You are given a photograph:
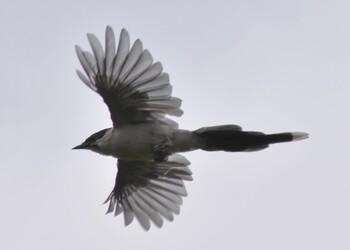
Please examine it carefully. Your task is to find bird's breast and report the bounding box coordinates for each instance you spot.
[98,124,173,161]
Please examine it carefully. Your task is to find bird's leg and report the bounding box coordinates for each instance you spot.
[153,136,172,162]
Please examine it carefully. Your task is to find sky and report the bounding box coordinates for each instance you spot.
[0,0,349,249]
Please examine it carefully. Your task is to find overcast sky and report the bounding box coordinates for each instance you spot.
[1,0,349,249]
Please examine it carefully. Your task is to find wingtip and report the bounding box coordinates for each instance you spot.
[134,38,143,48]
[291,132,309,141]
[120,28,129,38]
[75,44,82,53]
[106,25,113,31]
[86,33,98,42]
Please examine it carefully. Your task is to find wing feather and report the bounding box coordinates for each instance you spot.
[130,62,163,87]
[87,33,105,75]
[124,50,153,84]
[136,73,170,93]
[76,27,182,127]
[118,39,143,83]
[136,188,174,221]
[76,70,97,91]
[112,29,130,82]
[139,187,181,214]
[122,199,135,226]
[105,26,116,80]
[131,191,164,227]
[104,155,191,230]
[127,195,151,230]
[75,46,95,82]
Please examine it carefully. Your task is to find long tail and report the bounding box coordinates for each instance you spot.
[194,125,308,152]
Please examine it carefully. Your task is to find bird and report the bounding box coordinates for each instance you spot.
[73,26,308,231]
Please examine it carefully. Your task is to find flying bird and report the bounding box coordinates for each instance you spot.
[73,26,308,230]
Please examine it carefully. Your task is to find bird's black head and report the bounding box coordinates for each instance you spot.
[73,128,109,151]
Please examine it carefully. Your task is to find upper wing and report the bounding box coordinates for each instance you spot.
[75,26,183,127]
[104,154,192,230]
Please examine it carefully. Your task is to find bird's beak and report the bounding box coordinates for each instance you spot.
[72,142,90,150]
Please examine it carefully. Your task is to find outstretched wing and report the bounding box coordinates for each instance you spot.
[104,154,192,230]
[76,26,183,127]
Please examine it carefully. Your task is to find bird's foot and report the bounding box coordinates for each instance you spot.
[153,144,170,162]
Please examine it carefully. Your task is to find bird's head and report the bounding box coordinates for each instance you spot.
[73,128,110,153]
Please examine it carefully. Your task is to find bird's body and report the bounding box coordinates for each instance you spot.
[95,123,199,160]
[73,26,308,230]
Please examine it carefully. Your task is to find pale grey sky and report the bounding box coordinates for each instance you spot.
[1,0,349,249]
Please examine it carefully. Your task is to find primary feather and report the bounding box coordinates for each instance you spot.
[76,26,182,127]
[103,155,192,230]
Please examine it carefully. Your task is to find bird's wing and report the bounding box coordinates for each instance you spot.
[104,154,192,230]
[76,26,183,128]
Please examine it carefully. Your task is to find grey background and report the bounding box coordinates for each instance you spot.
[1,0,349,249]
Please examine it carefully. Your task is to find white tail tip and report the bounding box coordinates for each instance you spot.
[291,132,309,141]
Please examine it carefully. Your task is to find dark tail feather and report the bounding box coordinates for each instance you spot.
[194,125,308,152]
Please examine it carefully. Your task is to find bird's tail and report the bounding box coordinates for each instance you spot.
[193,125,308,152]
